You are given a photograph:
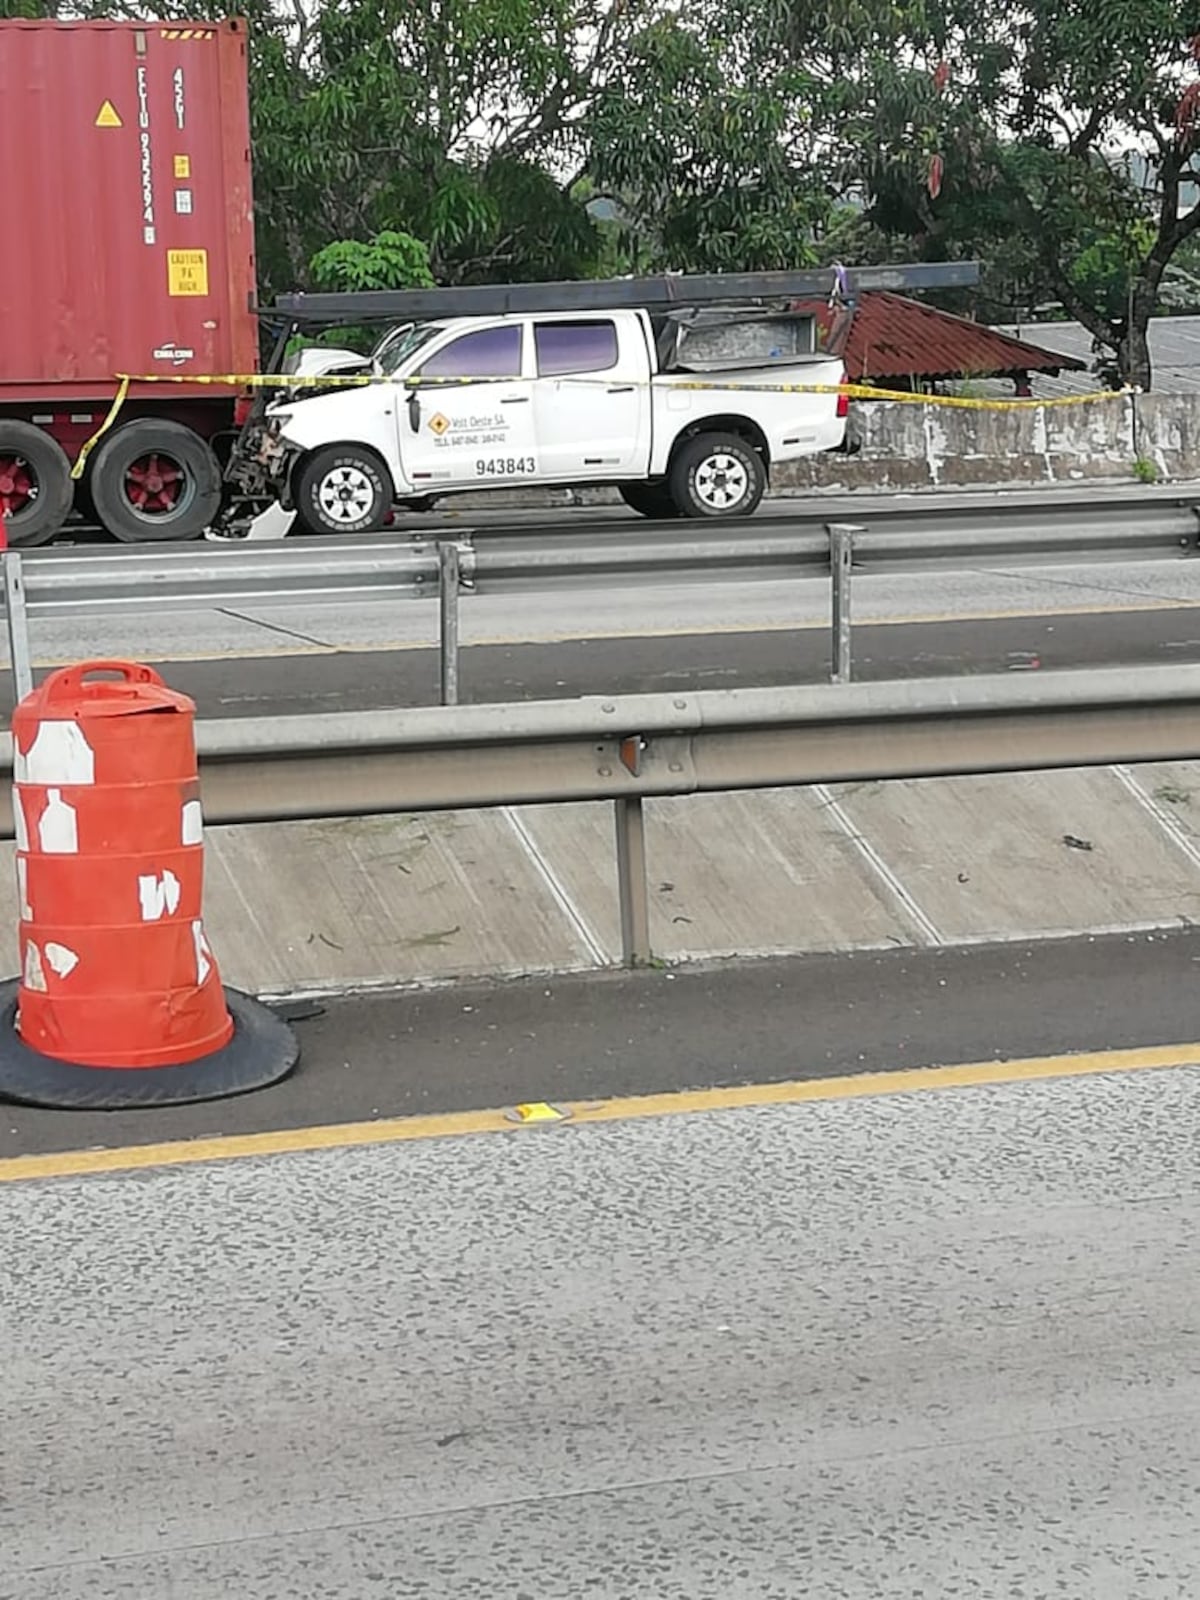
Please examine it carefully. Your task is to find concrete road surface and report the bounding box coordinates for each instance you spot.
[14,551,1200,689]
[5,1054,1200,1598]
[12,601,1200,719]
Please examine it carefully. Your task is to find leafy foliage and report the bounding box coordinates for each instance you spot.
[239,0,654,292]
[309,232,435,294]
[846,0,1200,384]
[585,0,877,271]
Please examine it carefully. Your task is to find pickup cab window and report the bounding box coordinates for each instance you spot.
[535,320,619,377]
[416,326,522,382]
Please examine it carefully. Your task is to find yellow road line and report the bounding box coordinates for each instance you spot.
[26,594,1196,670]
[3,1041,1198,1184]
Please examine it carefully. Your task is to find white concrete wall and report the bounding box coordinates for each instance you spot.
[774,393,1146,492]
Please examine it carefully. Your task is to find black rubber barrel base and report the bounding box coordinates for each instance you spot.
[0,983,300,1109]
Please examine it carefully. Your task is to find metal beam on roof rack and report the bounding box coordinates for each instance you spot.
[271,261,982,325]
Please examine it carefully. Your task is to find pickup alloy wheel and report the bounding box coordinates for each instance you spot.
[669,431,766,519]
[296,446,393,535]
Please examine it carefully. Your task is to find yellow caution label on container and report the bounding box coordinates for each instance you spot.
[174,154,191,179]
[95,100,122,128]
[167,248,209,297]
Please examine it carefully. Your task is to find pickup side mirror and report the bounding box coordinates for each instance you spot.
[407,387,422,434]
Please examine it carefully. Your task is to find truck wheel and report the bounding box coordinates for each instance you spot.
[90,420,222,543]
[618,482,680,519]
[0,421,74,546]
[295,446,393,535]
[668,432,766,519]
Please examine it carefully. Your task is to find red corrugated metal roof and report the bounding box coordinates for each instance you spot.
[793,292,1085,382]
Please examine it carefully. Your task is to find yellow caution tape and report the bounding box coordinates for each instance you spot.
[117,371,375,389]
[111,369,1130,411]
[70,375,131,481]
[71,367,1131,483]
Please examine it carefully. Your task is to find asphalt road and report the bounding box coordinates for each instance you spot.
[6,1006,1200,1597]
[5,926,1198,1158]
[10,602,1200,718]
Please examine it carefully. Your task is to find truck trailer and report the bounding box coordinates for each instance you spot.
[0,16,255,546]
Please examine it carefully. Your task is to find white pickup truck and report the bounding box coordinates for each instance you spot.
[255,306,848,533]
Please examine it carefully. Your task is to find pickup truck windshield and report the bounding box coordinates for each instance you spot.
[373,323,438,376]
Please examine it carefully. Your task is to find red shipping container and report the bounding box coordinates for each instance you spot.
[0,17,257,405]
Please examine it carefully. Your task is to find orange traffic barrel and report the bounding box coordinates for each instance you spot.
[0,660,298,1108]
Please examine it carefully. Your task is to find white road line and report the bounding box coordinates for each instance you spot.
[812,784,945,947]
[1111,765,1200,880]
[502,807,611,965]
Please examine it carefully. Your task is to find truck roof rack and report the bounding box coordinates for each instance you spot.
[271,261,981,325]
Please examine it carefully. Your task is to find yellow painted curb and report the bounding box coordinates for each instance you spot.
[3,1041,1198,1184]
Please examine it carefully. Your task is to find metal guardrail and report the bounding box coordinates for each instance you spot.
[3,487,1199,706]
[1,663,1197,964]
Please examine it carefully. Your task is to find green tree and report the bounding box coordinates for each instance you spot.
[247,0,665,292]
[847,0,1200,388]
[309,231,435,294]
[585,0,873,271]
[300,230,435,351]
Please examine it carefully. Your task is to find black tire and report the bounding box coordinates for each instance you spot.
[618,481,680,519]
[0,420,74,546]
[90,419,222,543]
[295,445,393,535]
[668,430,767,519]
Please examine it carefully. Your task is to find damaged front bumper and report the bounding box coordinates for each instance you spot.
[225,413,298,508]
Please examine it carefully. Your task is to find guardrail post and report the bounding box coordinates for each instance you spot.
[3,552,33,704]
[614,796,652,966]
[828,522,856,684]
[438,541,461,707]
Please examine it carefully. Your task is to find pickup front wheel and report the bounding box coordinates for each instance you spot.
[295,446,393,535]
[669,432,766,519]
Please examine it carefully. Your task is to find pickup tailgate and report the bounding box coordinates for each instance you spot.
[650,355,847,470]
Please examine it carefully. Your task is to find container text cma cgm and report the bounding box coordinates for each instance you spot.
[0,17,256,544]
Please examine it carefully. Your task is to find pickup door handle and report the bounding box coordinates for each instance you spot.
[501,395,530,404]
[607,385,635,393]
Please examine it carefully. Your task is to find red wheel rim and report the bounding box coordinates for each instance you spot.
[0,454,36,518]
[123,452,187,516]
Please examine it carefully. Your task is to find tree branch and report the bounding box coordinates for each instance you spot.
[1067,103,1106,158]
[1040,254,1119,345]
[1005,180,1117,344]
[1165,197,1200,253]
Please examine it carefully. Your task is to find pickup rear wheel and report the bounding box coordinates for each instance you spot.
[295,446,393,535]
[669,431,766,519]
[618,482,680,519]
